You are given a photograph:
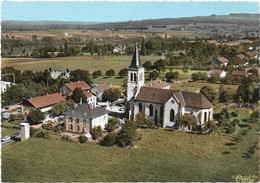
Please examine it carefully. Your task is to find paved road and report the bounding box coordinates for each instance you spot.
[1,138,15,148]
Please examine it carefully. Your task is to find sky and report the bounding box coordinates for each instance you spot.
[2,1,259,22]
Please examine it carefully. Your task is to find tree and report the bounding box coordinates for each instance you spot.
[178,114,196,129]
[100,132,116,146]
[27,109,44,124]
[90,126,103,140]
[165,71,179,82]
[143,61,152,72]
[106,69,115,77]
[64,40,68,55]
[71,87,87,104]
[116,120,137,147]
[92,70,102,78]
[153,59,166,73]
[51,99,74,116]
[200,85,217,103]
[219,87,235,103]
[70,69,91,84]
[140,38,146,55]
[79,135,88,143]
[236,78,254,103]
[118,68,128,77]
[208,74,220,83]
[103,88,121,102]
[135,112,155,128]
[2,84,29,105]
[149,71,159,80]
[105,118,120,132]
[182,65,188,73]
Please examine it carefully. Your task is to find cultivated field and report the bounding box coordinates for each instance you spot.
[2,55,161,73]
[2,121,258,182]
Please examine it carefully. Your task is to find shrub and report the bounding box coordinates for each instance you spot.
[105,118,120,132]
[116,120,137,147]
[100,132,116,146]
[42,121,53,130]
[90,126,103,140]
[79,135,88,143]
[231,111,238,117]
[27,109,44,124]
[36,130,49,138]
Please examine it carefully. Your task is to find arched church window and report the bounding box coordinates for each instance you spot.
[170,109,175,122]
[134,73,136,82]
[204,112,207,123]
[149,104,153,116]
[130,73,133,81]
[139,103,142,113]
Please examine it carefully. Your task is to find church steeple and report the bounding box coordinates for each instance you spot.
[127,43,145,102]
[128,43,143,70]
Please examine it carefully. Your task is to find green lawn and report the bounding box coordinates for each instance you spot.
[2,55,161,73]
[2,124,258,182]
[92,76,125,85]
[1,121,20,136]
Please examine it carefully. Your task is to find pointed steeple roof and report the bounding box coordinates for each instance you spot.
[128,43,143,70]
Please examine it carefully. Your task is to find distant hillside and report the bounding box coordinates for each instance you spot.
[2,13,259,31]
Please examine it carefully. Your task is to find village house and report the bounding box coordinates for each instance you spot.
[232,70,248,77]
[83,91,97,106]
[50,69,70,79]
[127,44,213,129]
[91,83,112,101]
[212,56,229,66]
[60,81,91,97]
[1,81,14,93]
[209,69,226,78]
[23,93,66,118]
[145,78,170,89]
[64,103,108,133]
[236,54,246,60]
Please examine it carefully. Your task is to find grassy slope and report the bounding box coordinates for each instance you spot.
[2,124,258,182]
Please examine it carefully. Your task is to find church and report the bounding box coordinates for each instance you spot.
[127,44,213,128]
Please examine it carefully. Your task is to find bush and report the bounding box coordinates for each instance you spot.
[27,109,44,124]
[42,121,53,130]
[231,111,238,117]
[100,132,116,146]
[105,118,120,132]
[90,126,103,140]
[36,130,49,138]
[231,119,239,127]
[79,135,88,143]
[116,120,137,147]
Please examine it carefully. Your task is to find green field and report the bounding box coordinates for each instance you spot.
[2,55,161,73]
[2,124,258,182]
[1,121,20,136]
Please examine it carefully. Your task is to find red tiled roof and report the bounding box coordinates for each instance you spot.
[84,91,94,98]
[27,93,65,109]
[217,57,229,63]
[237,54,246,60]
[232,70,248,77]
[245,52,255,57]
[93,83,112,91]
[211,69,224,75]
[66,81,91,91]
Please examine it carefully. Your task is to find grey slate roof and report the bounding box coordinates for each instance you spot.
[64,104,108,119]
[128,43,143,70]
[136,87,213,109]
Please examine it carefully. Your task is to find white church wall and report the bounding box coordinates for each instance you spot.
[163,96,180,128]
[183,107,213,124]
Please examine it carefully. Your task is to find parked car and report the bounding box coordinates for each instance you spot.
[1,135,11,142]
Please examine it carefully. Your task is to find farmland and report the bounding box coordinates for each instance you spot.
[2,55,161,73]
[2,121,258,182]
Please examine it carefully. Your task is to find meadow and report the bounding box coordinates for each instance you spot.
[2,122,258,182]
[2,55,161,73]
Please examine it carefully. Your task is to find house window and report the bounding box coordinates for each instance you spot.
[69,117,73,122]
[149,104,153,116]
[204,112,207,123]
[139,103,142,113]
[83,119,86,123]
[69,124,73,130]
[76,118,79,123]
[170,109,175,122]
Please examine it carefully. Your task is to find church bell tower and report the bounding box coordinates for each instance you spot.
[127,43,145,101]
